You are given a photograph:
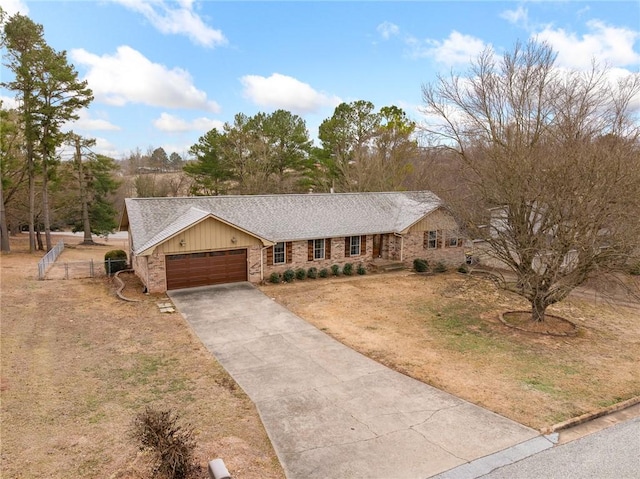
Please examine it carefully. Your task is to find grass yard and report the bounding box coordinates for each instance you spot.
[260,270,640,430]
[1,234,284,479]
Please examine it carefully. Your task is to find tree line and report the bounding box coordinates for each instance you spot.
[182,102,425,195]
[1,11,120,253]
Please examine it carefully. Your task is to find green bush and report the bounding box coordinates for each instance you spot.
[434,261,448,273]
[629,262,640,275]
[457,264,469,274]
[331,264,341,276]
[295,268,307,280]
[269,272,281,283]
[307,267,318,279]
[283,269,295,282]
[131,407,196,479]
[319,268,329,278]
[357,263,366,275]
[343,263,353,276]
[104,249,128,275]
[413,258,429,273]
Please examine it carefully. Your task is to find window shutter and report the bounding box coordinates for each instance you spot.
[458,237,463,248]
[423,232,428,249]
[267,246,274,266]
[308,240,314,261]
[345,237,350,257]
[326,238,331,260]
[437,230,443,249]
[361,235,366,255]
[286,242,293,262]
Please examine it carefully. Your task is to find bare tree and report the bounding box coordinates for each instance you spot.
[422,40,640,322]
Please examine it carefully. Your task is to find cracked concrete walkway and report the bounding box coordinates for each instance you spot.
[169,282,541,479]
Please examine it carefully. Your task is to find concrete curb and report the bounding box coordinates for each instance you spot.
[430,435,557,479]
[540,396,640,435]
[113,269,142,302]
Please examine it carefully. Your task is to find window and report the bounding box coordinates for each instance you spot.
[314,239,325,260]
[273,242,285,264]
[448,237,459,247]
[426,230,437,249]
[350,236,361,256]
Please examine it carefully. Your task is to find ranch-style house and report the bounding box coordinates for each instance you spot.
[120,191,466,293]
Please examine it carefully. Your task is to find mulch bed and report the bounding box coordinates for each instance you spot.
[499,311,578,336]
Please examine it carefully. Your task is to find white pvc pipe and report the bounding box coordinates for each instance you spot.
[208,458,231,479]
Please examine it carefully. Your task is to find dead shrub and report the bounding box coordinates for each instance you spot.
[131,406,197,479]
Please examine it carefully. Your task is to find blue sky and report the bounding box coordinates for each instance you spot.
[1,0,639,160]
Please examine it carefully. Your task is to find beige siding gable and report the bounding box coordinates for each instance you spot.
[157,217,262,255]
[406,208,458,233]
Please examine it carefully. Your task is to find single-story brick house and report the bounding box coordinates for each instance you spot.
[120,191,465,293]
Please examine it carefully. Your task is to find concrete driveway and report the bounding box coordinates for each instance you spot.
[169,282,548,479]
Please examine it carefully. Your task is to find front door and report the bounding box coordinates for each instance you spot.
[373,234,382,258]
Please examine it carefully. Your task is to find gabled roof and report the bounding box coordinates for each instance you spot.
[122,191,444,255]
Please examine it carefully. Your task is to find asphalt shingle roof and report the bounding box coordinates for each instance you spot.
[123,191,443,255]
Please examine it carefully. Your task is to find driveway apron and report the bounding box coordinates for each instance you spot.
[168,283,541,479]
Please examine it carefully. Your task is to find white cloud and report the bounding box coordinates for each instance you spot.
[153,112,223,132]
[536,20,640,69]
[240,73,342,113]
[0,0,28,17]
[500,6,528,28]
[110,0,226,48]
[72,110,121,131]
[377,21,400,40]
[407,30,488,66]
[0,95,19,109]
[93,137,122,158]
[70,46,220,112]
[577,6,591,17]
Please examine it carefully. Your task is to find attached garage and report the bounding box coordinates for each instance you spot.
[166,249,247,290]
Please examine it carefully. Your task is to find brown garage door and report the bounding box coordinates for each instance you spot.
[166,249,247,290]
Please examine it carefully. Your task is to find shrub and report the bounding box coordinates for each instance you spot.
[131,406,196,479]
[307,267,318,279]
[295,268,307,280]
[357,263,366,275]
[331,264,341,276]
[434,261,448,273]
[629,262,640,276]
[104,249,128,275]
[269,272,281,283]
[343,263,353,276]
[413,258,429,273]
[457,264,469,274]
[283,269,295,282]
[319,268,329,278]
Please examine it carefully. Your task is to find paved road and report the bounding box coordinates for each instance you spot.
[169,283,545,479]
[480,416,640,479]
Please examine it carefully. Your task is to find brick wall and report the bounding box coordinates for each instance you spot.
[399,231,465,267]
[132,254,149,290]
[145,252,167,293]
[248,245,263,283]
[137,232,467,291]
[259,236,374,279]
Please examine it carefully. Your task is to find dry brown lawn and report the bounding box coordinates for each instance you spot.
[260,270,640,430]
[1,234,284,479]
